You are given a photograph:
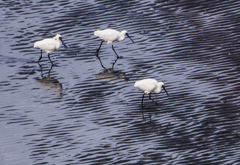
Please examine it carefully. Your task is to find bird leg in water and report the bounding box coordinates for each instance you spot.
[112,45,120,58]
[48,53,53,64]
[97,56,107,69]
[38,50,43,63]
[141,93,145,107]
[149,93,158,105]
[96,41,104,56]
[111,57,118,69]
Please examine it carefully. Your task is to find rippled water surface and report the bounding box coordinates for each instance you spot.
[1,0,240,164]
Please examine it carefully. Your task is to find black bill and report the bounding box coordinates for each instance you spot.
[162,85,170,97]
[60,37,68,49]
[126,33,135,44]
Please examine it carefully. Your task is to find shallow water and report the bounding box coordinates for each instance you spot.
[1,0,240,164]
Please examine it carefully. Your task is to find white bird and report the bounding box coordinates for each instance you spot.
[94,28,134,58]
[34,34,68,64]
[134,78,170,107]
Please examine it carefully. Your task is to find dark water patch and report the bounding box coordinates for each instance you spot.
[1,0,240,164]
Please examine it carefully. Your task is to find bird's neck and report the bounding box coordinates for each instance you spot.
[56,39,62,49]
[118,35,125,42]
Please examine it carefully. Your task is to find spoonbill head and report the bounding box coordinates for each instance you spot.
[94,28,134,58]
[134,78,169,106]
[34,34,68,64]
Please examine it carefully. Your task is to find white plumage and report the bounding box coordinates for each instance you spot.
[134,78,169,106]
[94,29,129,44]
[134,79,164,94]
[34,34,68,64]
[94,28,134,58]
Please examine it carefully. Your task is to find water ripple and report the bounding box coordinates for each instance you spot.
[0,0,240,164]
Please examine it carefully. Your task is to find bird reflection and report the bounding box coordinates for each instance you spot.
[35,65,63,97]
[140,109,162,135]
[95,56,128,81]
[141,106,157,122]
[141,111,153,122]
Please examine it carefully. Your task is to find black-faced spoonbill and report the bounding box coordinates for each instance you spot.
[134,79,170,107]
[94,29,134,58]
[34,34,68,64]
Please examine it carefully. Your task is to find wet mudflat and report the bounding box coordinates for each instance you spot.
[0,0,240,164]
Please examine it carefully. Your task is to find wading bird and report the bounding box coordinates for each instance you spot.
[34,34,68,64]
[94,29,134,58]
[134,79,170,107]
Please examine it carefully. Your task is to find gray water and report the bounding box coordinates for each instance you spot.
[1,0,240,164]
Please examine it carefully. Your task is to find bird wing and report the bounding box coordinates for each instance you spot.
[134,79,156,94]
[34,38,57,52]
[94,29,119,43]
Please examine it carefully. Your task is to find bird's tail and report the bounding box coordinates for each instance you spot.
[134,81,139,87]
[33,42,38,48]
[33,41,41,48]
[94,30,100,37]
